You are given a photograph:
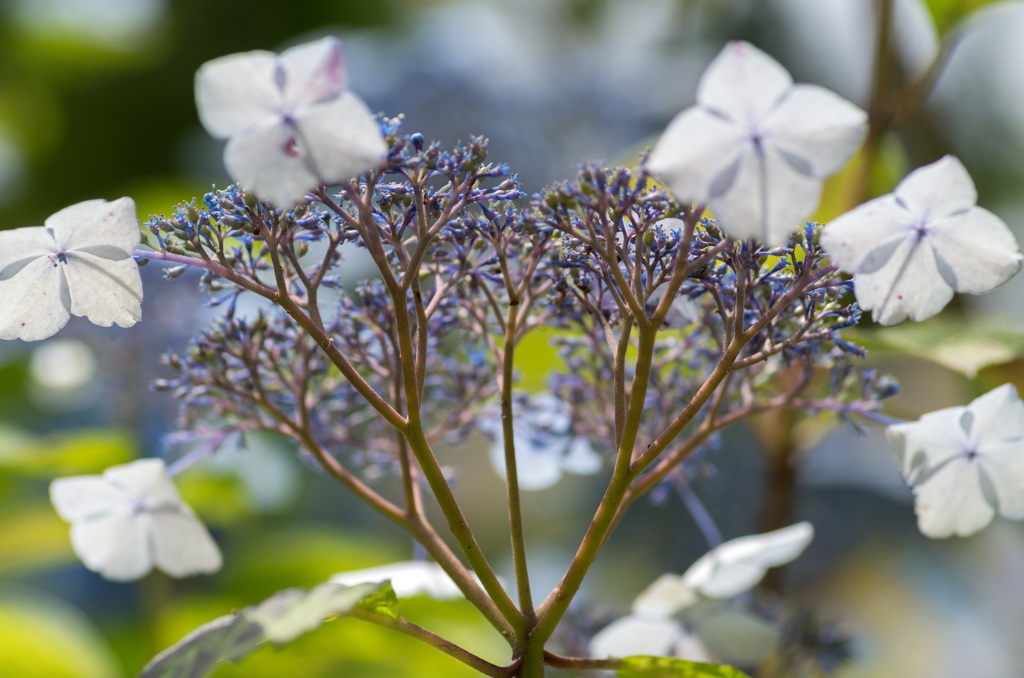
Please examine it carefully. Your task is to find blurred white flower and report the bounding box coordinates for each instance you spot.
[29,337,98,391]
[590,523,813,663]
[195,36,387,208]
[590,615,710,662]
[648,41,866,245]
[678,521,815,599]
[887,384,1024,538]
[330,561,463,600]
[50,458,222,581]
[0,197,142,342]
[479,393,602,491]
[823,156,1022,325]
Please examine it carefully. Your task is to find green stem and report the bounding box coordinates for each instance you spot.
[349,609,512,678]
[501,298,535,619]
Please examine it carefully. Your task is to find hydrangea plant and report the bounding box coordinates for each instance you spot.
[3,23,1023,678]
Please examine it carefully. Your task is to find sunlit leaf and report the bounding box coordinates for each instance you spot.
[0,585,122,678]
[354,581,402,621]
[250,582,382,644]
[847,316,1024,378]
[140,581,384,678]
[511,327,578,393]
[922,0,1014,34]
[0,428,135,477]
[616,655,751,678]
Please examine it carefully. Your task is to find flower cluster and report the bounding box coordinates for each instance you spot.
[2,29,1023,678]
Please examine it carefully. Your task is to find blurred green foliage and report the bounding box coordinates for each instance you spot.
[0,0,398,227]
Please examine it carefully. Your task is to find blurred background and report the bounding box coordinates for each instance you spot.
[2,0,1024,676]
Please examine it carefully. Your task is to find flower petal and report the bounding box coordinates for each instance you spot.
[70,509,152,581]
[632,574,699,616]
[64,253,143,328]
[968,383,1024,447]
[926,208,1022,294]
[708,142,823,244]
[223,118,321,207]
[697,42,792,125]
[194,50,281,139]
[0,226,54,276]
[296,92,386,186]
[647,107,746,205]
[912,457,995,538]
[103,458,182,508]
[682,522,814,598]
[50,476,130,522]
[894,155,977,219]
[0,256,71,341]
[278,36,347,110]
[981,449,1024,519]
[822,195,914,272]
[849,235,954,325]
[887,407,968,485]
[589,615,685,659]
[489,432,563,491]
[762,84,868,177]
[148,512,223,578]
[45,197,139,256]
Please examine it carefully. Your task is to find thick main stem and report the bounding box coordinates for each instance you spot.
[501,299,536,620]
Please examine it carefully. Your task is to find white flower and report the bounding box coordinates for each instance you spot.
[479,393,602,491]
[50,458,222,581]
[590,615,710,663]
[648,41,867,245]
[0,197,142,342]
[822,156,1022,325]
[195,36,388,208]
[676,520,815,599]
[887,384,1024,538]
[330,561,464,600]
[590,523,813,662]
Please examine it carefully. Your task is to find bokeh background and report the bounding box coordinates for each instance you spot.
[3,0,1024,676]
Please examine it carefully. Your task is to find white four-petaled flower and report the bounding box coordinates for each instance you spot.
[648,41,867,245]
[0,197,142,342]
[887,384,1024,538]
[50,458,222,581]
[589,522,814,662]
[822,155,1022,325]
[195,36,388,208]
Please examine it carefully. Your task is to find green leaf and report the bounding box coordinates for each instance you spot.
[846,317,1024,378]
[0,428,135,477]
[139,581,385,678]
[922,0,1014,34]
[514,327,570,392]
[250,582,382,644]
[0,585,122,678]
[355,581,401,621]
[616,655,751,678]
